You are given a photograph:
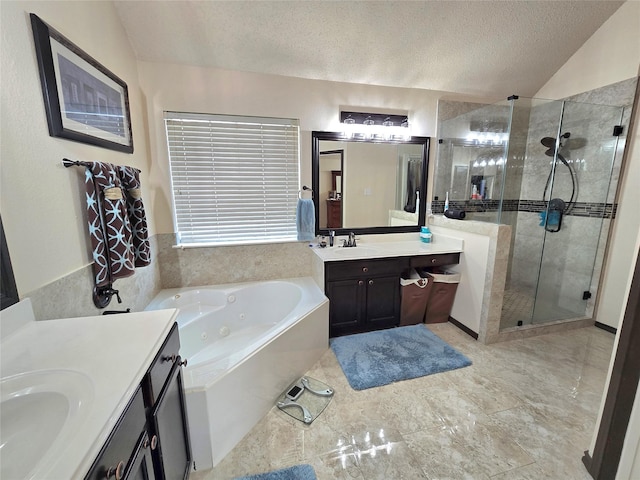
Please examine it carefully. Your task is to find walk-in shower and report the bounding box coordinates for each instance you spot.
[435,95,627,331]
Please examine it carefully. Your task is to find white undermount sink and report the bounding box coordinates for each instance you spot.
[332,247,380,257]
[0,369,94,479]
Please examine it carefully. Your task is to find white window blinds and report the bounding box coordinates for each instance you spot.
[164,112,300,246]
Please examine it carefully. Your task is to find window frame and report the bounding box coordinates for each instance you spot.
[164,112,301,247]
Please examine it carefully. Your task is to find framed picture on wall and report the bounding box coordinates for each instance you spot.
[30,14,133,153]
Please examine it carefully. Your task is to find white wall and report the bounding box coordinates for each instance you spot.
[536,1,639,101]
[0,1,152,295]
[136,61,484,234]
[429,226,489,334]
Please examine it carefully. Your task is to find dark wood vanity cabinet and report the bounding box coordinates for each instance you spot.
[143,323,192,480]
[326,258,410,337]
[326,199,342,228]
[85,387,152,480]
[325,253,461,337]
[85,323,191,480]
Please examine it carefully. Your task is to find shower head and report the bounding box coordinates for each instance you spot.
[541,132,571,157]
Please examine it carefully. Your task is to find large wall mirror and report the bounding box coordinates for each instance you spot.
[312,131,429,236]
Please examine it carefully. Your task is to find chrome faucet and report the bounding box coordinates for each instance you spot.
[343,232,357,247]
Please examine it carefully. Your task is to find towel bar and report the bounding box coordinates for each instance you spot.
[299,185,314,198]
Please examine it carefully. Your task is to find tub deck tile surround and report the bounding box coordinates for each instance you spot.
[195,323,613,480]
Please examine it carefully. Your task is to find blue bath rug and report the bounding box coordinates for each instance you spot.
[330,324,472,390]
[233,464,316,480]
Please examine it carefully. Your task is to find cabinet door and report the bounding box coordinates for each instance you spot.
[365,275,400,329]
[85,388,146,480]
[126,432,156,480]
[149,360,192,480]
[327,278,365,337]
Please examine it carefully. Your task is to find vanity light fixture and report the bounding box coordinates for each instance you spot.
[340,111,411,140]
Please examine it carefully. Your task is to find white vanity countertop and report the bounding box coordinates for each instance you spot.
[0,303,178,479]
[311,233,463,262]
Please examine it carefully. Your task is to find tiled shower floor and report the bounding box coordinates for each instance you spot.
[501,288,579,329]
[193,323,614,479]
[501,289,536,328]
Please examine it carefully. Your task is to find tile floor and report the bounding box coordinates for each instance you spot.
[193,323,614,480]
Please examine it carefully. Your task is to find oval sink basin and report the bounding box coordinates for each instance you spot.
[0,370,94,479]
[332,248,380,257]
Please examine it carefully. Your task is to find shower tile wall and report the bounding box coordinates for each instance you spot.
[437,77,637,329]
[434,100,511,222]
[509,78,637,323]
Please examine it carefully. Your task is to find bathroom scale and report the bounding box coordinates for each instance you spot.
[276,376,334,424]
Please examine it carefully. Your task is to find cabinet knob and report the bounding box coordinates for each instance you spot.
[358,280,364,286]
[143,435,158,451]
[362,266,368,273]
[369,280,374,285]
[106,461,125,480]
[431,258,437,264]
[162,354,177,363]
[178,357,188,367]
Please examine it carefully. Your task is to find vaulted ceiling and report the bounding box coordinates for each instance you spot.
[114,0,624,98]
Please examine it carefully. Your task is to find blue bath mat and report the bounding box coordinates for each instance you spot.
[233,464,316,480]
[330,325,472,390]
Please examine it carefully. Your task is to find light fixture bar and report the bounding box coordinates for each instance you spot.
[340,111,410,140]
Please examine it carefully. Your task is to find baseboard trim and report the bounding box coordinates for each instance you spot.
[595,321,617,335]
[448,317,479,340]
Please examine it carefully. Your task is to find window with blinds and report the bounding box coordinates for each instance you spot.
[164,112,300,246]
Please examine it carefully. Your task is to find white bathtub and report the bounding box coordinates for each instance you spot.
[145,277,329,470]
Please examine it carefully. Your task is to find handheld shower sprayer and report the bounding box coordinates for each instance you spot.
[539,132,577,232]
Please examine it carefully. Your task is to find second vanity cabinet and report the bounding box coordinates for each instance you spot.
[326,257,410,337]
[85,323,191,480]
[325,253,460,337]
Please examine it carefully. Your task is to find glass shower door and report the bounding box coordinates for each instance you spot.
[532,101,623,324]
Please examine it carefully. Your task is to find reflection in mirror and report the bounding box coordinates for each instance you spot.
[312,132,429,236]
[319,149,344,228]
[445,142,506,200]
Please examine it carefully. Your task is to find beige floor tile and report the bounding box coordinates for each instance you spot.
[201,324,614,480]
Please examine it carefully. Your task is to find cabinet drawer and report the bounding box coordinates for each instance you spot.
[410,252,460,269]
[85,387,146,480]
[326,257,409,281]
[145,322,180,407]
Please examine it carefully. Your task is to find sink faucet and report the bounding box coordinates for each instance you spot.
[343,232,357,247]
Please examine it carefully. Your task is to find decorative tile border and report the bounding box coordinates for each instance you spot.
[432,199,617,219]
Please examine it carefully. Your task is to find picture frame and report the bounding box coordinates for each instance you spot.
[30,13,133,153]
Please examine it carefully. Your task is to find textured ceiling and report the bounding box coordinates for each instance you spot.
[113,0,624,98]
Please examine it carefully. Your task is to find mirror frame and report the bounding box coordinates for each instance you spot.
[312,131,430,236]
